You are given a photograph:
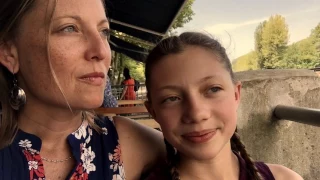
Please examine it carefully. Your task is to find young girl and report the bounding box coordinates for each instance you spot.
[144,32,303,180]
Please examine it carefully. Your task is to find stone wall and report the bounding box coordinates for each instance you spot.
[235,69,320,180]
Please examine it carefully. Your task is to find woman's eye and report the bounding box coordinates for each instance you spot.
[61,26,77,33]
[101,29,110,39]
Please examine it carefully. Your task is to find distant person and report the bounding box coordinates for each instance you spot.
[120,68,136,101]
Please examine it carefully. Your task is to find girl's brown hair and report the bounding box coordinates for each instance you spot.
[144,32,263,180]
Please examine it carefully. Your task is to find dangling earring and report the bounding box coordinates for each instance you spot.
[9,75,26,110]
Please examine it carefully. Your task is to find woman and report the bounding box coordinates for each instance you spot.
[120,67,136,101]
[143,32,303,180]
[0,0,164,179]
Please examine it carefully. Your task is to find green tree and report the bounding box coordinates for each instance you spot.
[254,21,266,68]
[256,15,289,69]
[282,23,320,69]
[170,0,195,30]
[310,23,320,54]
[283,38,319,68]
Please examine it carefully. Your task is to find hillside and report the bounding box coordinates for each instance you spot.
[232,37,318,72]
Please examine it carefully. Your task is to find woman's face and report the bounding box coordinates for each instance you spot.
[12,0,111,109]
[147,46,241,161]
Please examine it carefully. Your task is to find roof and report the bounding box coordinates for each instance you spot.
[106,0,187,61]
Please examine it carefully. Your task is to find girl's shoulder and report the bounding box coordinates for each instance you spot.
[266,163,304,180]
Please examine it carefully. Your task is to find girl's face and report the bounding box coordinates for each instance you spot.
[1,0,111,110]
[147,46,241,160]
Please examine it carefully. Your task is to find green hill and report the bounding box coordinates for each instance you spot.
[232,51,258,72]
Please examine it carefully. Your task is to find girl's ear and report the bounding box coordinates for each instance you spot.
[144,101,157,120]
[234,81,241,105]
[0,41,19,73]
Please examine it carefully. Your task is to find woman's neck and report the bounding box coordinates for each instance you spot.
[177,142,240,180]
[17,101,83,150]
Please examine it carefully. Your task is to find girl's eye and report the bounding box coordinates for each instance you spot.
[61,26,77,33]
[208,87,222,93]
[162,96,180,104]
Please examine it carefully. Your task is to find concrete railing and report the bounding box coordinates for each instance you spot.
[235,69,320,180]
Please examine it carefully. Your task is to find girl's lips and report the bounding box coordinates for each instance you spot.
[182,129,217,144]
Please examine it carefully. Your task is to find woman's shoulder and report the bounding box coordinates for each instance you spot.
[111,116,166,179]
[266,163,304,180]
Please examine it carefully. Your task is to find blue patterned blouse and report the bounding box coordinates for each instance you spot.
[103,77,118,108]
[0,117,125,180]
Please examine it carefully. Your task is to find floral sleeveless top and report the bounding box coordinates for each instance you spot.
[0,117,125,180]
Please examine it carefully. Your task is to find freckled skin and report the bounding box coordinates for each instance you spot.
[15,0,111,110]
[8,0,111,179]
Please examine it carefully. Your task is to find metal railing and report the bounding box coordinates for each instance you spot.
[273,105,320,127]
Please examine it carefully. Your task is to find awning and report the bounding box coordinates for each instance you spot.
[109,35,148,62]
[106,0,187,61]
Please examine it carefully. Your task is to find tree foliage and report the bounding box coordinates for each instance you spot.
[283,38,319,68]
[170,0,195,30]
[232,51,259,72]
[310,23,320,54]
[256,15,289,69]
[239,18,319,71]
[254,21,266,68]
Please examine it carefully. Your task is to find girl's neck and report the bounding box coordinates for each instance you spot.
[177,142,240,180]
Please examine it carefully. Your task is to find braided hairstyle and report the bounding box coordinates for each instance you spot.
[145,32,263,180]
[164,139,180,180]
[231,131,264,180]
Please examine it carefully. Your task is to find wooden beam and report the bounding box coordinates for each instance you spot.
[117,100,145,105]
[95,106,148,115]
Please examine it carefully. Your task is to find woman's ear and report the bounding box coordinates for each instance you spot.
[144,101,157,120]
[0,41,19,74]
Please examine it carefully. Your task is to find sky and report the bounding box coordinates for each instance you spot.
[177,0,320,60]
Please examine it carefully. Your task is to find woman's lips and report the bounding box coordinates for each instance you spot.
[182,129,217,143]
[79,72,105,86]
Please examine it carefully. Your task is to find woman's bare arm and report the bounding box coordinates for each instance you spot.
[113,116,166,180]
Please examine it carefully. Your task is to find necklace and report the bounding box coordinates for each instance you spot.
[41,156,73,163]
